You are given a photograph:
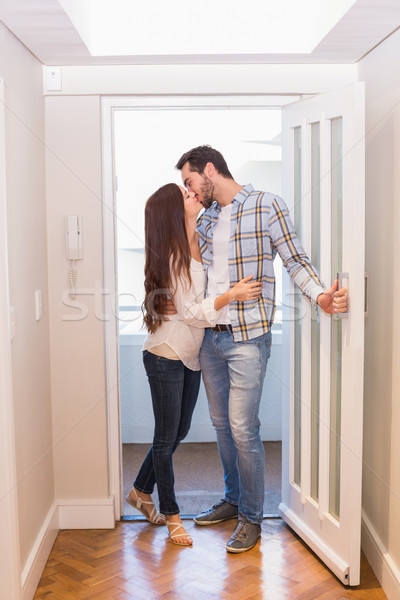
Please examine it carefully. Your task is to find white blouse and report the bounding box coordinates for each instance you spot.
[143,258,221,370]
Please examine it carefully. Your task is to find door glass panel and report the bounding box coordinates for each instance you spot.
[293,125,302,486]
[310,122,321,501]
[329,117,343,519]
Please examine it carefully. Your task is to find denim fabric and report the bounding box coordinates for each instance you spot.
[134,350,201,516]
[200,329,272,524]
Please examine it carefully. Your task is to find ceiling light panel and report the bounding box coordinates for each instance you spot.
[59,0,357,56]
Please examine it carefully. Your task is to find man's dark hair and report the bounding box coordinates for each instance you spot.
[175,145,234,179]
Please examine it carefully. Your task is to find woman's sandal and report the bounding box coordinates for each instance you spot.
[166,520,193,546]
[125,488,165,525]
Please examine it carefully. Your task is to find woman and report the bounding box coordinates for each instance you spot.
[126,183,262,546]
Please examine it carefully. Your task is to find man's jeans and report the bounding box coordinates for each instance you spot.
[200,329,272,524]
[134,350,201,516]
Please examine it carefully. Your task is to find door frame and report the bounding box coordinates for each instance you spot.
[101,94,303,519]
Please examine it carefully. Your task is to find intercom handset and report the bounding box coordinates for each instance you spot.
[65,215,83,260]
[65,216,83,299]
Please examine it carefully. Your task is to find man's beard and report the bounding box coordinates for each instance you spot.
[200,176,214,209]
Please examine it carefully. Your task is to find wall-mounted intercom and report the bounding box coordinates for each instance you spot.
[65,215,83,260]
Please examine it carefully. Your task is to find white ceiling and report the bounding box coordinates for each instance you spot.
[0,0,399,66]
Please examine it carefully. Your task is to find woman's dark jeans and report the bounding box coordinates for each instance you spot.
[134,350,201,516]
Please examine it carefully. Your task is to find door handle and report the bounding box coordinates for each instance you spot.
[336,272,349,319]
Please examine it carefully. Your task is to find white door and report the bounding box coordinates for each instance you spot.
[280,83,365,586]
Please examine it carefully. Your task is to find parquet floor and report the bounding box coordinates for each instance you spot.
[34,519,387,600]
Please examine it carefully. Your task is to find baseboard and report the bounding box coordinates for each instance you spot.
[361,510,400,600]
[58,497,115,529]
[21,501,59,600]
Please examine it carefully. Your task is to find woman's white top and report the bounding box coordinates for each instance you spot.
[143,258,221,370]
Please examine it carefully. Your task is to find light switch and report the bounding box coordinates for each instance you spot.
[35,290,42,321]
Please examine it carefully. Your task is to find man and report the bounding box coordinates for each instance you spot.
[175,145,347,553]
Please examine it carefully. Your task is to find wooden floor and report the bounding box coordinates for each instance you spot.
[34,519,386,600]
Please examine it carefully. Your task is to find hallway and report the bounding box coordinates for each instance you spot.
[2,4,400,599]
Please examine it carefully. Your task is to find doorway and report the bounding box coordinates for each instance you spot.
[102,95,295,519]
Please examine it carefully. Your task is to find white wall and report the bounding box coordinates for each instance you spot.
[358,29,400,600]
[0,20,55,597]
[43,63,356,96]
[45,95,110,501]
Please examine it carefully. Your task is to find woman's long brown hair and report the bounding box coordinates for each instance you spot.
[142,183,191,333]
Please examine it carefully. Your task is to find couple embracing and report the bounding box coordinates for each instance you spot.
[126,145,347,552]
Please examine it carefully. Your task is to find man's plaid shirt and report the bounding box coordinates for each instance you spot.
[197,184,325,342]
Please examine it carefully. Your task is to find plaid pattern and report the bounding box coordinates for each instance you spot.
[197,184,325,342]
